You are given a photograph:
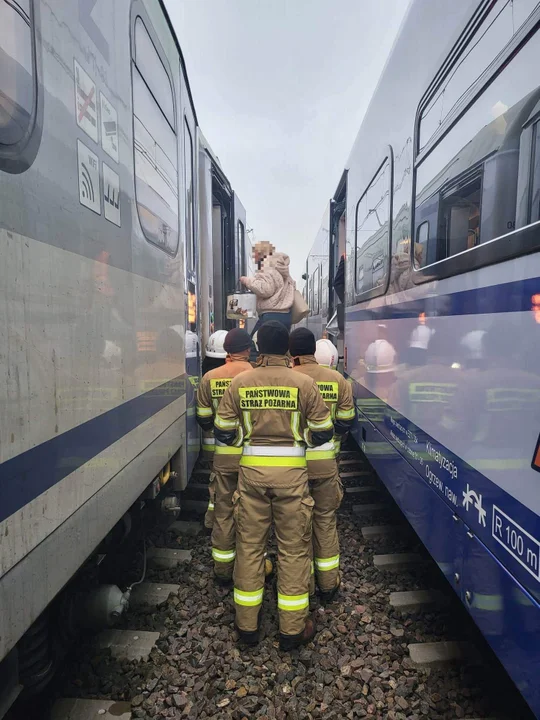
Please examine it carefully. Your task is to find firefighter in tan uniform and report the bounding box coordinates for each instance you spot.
[199,331,229,465]
[289,330,355,601]
[196,329,253,582]
[215,322,334,649]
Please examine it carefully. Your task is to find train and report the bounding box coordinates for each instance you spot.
[0,0,252,713]
[304,0,540,716]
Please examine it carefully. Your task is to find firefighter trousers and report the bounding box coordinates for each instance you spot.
[309,467,343,592]
[233,473,313,636]
[205,464,239,579]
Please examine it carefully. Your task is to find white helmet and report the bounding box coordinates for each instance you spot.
[364,339,396,373]
[315,338,339,369]
[206,330,228,359]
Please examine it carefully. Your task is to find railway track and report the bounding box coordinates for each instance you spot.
[13,447,534,720]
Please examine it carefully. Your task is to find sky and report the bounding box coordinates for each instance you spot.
[165,0,411,283]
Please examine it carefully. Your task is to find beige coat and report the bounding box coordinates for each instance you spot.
[243,252,295,314]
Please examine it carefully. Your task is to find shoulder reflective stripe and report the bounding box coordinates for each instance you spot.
[212,548,236,562]
[277,592,309,610]
[314,555,340,571]
[243,410,253,441]
[215,445,243,455]
[290,411,302,443]
[197,406,214,417]
[243,446,305,457]
[307,416,333,431]
[215,414,238,429]
[240,456,307,468]
[234,587,264,606]
[336,407,355,420]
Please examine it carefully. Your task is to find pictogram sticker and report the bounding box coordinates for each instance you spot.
[103,162,120,226]
[100,92,119,162]
[78,140,100,214]
[74,60,98,142]
[532,433,540,473]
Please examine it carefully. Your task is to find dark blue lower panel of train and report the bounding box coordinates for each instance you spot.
[350,379,540,718]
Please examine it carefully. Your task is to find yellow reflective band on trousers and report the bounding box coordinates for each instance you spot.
[314,555,340,571]
[202,443,215,453]
[212,548,236,563]
[277,592,309,611]
[306,444,336,461]
[234,587,264,607]
[240,455,307,468]
[214,445,243,455]
[207,501,215,511]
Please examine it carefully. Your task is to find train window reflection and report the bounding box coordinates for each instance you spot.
[132,17,179,254]
[418,0,539,152]
[530,121,540,223]
[355,158,391,297]
[414,23,540,269]
[237,220,246,278]
[0,0,35,147]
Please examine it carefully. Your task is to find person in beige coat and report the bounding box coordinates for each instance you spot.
[240,241,295,335]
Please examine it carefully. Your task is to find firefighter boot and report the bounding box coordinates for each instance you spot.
[279,616,316,651]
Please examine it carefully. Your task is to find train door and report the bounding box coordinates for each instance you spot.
[181,86,200,478]
[197,141,214,353]
[329,173,347,368]
[233,194,251,331]
[211,167,234,330]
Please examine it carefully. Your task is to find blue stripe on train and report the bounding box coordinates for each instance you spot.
[0,376,189,524]
[346,275,540,321]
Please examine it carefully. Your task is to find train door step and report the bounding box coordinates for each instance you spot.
[181,499,208,515]
[373,553,423,572]
[352,503,390,516]
[408,641,468,668]
[94,629,160,662]
[340,470,372,479]
[51,698,131,719]
[169,520,202,536]
[186,482,210,494]
[192,467,212,477]
[361,524,406,540]
[389,589,439,613]
[129,582,180,610]
[147,547,192,569]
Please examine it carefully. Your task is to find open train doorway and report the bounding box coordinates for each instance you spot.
[328,171,347,370]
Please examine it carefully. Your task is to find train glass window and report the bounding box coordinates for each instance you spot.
[237,220,246,277]
[184,120,195,272]
[355,158,391,297]
[132,18,178,254]
[418,0,539,153]
[529,121,540,223]
[0,0,35,147]
[414,15,540,271]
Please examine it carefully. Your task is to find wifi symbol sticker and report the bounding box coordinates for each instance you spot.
[77,140,101,214]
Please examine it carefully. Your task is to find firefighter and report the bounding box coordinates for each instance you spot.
[215,321,334,649]
[196,329,253,582]
[289,330,355,601]
[198,331,229,466]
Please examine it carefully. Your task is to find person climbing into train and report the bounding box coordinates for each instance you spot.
[214,321,334,649]
[196,329,258,584]
[198,331,228,466]
[289,329,355,602]
[240,241,295,334]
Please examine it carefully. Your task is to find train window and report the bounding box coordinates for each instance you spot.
[418,0,539,153]
[237,220,246,278]
[184,119,195,272]
[0,0,35,147]
[529,121,540,224]
[414,10,540,273]
[355,158,391,297]
[132,17,178,254]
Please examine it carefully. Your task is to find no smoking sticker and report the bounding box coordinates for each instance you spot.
[74,60,98,142]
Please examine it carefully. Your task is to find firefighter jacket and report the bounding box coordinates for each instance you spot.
[293,355,355,478]
[196,356,253,469]
[214,354,334,486]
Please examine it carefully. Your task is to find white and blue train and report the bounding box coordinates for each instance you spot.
[0,0,251,711]
[305,0,540,715]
